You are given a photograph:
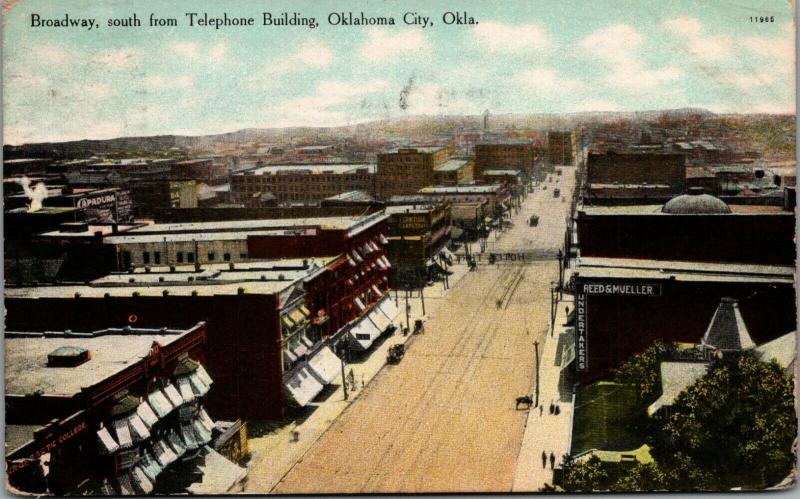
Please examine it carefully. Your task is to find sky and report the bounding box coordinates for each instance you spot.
[2,0,796,144]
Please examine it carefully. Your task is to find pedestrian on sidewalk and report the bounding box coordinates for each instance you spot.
[541,451,547,469]
[549,402,554,415]
[539,405,544,417]
[555,405,561,416]
[549,452,555,470]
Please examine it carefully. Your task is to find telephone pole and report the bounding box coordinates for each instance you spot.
[534,340,540,407]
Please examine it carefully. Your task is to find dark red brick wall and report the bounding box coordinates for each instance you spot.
[577,213,795,265]
[5,293,285,420]
[574,276,796,384]
[587,152,686,192]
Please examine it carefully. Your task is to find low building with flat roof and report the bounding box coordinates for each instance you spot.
[5,322,247,496]
[433,158,474,186]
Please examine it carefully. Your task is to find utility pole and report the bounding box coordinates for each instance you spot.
[420,283,426,315]
[341,355,349,401]
[550,282,557,336]
[405,288,411,332]
[534,340,540,407]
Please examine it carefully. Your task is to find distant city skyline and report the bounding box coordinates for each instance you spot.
[3,0,794,144]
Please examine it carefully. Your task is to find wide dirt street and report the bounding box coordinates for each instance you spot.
[272,169,574,493]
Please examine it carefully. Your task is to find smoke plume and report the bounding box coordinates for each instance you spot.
[15,176,49,212]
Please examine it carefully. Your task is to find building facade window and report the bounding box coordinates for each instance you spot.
[187,252,195,263]
[177,252,184,263]
[208,252,216,261]
[143,251,150,264]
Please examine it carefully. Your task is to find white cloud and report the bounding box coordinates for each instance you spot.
[30,44,74,65]
[93,48,142,69]
[359,28,428,61]
[473,21,549,53]
[143,75,194,90]
[268,40,335,75]
[83,83,114,99]
[271,78,391,126]
[722,70,778,89]
[294,41,334,66]
[171,41,199,59]
[517,68,584,93]
[741,23,793,76]
[663,16,733,61]
[209,41,228,63]
[581,24,682,90]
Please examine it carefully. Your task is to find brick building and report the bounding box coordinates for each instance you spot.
[547,130,574,166]
[433,158,474,186]
[376,146,452,199]
[385,203,452,288]
[585,151,687,204]
[5,323,248,495]
[474,139,537,178]
[231,164,375,205]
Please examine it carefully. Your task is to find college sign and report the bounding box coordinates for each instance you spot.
[575,281,662,372]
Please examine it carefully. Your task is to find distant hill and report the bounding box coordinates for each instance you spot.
[2,107,791,160]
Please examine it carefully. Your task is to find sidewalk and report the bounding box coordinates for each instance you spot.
[243,261,472,493]
[512,291,575,492]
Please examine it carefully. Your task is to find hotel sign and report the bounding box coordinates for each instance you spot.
[575,281,662,372]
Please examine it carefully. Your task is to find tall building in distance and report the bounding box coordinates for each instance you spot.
[547,130,575,166]
[376,146,452,199]
[474,138,538,178]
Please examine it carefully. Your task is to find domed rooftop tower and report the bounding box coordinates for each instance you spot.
[661,187,731,214]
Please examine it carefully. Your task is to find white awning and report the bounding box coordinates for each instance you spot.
[139,451,162,482]
[371,284,382,297]
[167,429,187,457]
[441,247,455,260]
[379,234,389,244]
[147,389,174,418]
[177,377,196,404]
[187,448,248,495]
[380,255,392,268]
[153,439,178,467]
[307,346,341,385]
[348,315,382,351]
[367,304,392,333]
[284,366,324,407]
[377,296,400,322]
[97,426,119,455]
[351,250,363,262]
[131,466,154,495]
[128,413,151,442]
[163,383,184,408]
[188,371,211,397]
[195,364,213,386]
[377,259,387,270]
[136,401,158,428]
[347,256,357,267]
[354,297,366,311]
[113,417,133,449]
[370,241,381,252]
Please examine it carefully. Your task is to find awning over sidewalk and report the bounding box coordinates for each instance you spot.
[307,346,340,385]
[186,448,248,494]
[377,296,400,322]
[284,366,325,407]
[348,314,382,351]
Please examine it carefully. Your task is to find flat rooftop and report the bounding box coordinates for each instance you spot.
[434,159,470,172]
[579,204,790,215]
[420,185,503,194]
[5,259,336,299]
[382,146,447,154]
[483,169,522,176]
[39,224,144,238]
[575,257,794,284]
[238,164,375,175]
[476,138,533,145]
[5,326,200,397]
[110,213,388,237]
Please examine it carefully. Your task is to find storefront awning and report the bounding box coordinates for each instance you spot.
[351,250,363,262]
[307,346,341,385]
[187,448,248,495]
[348,315,381,351]
[377,296,400,322]
[379,255,391,268]
[284,366,324,407]
[371,284,382,297]
[379,234,389,245]
[347,256,357,267]
[354,297,366,311]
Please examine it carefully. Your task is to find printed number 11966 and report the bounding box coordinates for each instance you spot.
[750,16,775,22]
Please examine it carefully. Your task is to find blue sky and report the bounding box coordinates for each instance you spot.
[3,0,795,144]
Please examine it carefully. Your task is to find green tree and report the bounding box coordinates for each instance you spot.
[656,353,797,490]
[613,340,676,409]
[561,456,611,492]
